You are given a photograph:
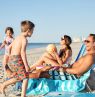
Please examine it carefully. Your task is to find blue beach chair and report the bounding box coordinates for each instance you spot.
[26,44,93,96]
[75,44,86,62]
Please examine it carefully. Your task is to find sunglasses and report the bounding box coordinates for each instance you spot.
[84,40,90,43]
[61,37,64,41]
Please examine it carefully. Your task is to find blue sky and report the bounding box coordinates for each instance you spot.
[0,0,95,43]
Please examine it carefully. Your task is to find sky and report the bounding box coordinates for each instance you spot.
[0,0,95,43]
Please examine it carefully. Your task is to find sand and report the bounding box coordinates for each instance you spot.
[0,42,87,97]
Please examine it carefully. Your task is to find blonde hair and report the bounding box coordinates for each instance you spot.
[46,44,57,52]
[21,20,35,32]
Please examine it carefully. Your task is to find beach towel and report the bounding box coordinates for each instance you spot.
[26,69,91,96]
[26,44,90,96]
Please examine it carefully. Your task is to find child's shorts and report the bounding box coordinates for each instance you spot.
[8,55,28,81]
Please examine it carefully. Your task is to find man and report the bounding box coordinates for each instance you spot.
[64,34,95,77]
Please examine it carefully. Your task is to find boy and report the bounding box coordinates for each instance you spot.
[0,20,35,97]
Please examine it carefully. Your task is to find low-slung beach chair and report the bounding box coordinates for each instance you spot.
[26,44,93,96]
[75,44,86,62]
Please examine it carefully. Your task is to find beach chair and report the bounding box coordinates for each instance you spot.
[26,44,93,96]
[75,44,86,62]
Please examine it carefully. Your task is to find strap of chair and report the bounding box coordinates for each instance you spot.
[49,70,78,80]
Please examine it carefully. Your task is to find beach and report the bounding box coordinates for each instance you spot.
[0,42,83,97]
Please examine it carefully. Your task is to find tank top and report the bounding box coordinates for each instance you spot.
[4,36,14,55]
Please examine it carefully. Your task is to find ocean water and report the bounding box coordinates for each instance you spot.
[0,43,59,55]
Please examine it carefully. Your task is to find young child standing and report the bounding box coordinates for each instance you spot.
[0,27,14,78]
[0,20,35,97]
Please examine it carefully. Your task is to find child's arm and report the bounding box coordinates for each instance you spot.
[21,38,30,72]
[0,41,6,50]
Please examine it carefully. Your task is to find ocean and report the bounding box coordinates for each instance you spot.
[0,43,59,55]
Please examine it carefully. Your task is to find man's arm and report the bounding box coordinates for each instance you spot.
[65,55,93,75]
[21,38,30,72]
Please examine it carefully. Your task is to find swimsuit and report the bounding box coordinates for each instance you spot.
[4,37,14,55]
[8,55,28,81]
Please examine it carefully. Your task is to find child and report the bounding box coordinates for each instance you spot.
[0,27,14,78]
[0,20,35,97]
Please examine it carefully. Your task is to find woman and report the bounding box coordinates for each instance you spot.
[59,35,72,65]
[30,35,72,71]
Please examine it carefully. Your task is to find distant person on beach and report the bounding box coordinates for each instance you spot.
[30,35,72,71]
[0,27,14,78]
[0,20,35,97]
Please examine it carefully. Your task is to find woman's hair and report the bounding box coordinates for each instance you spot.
[59,44,72,58]
[64,35,72,45]
[5,27,14,34]
[66,44,72,50]
[21,20,35,32]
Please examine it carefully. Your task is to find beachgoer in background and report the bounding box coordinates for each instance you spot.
[0,20,35,97]
[0,27,14,78]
